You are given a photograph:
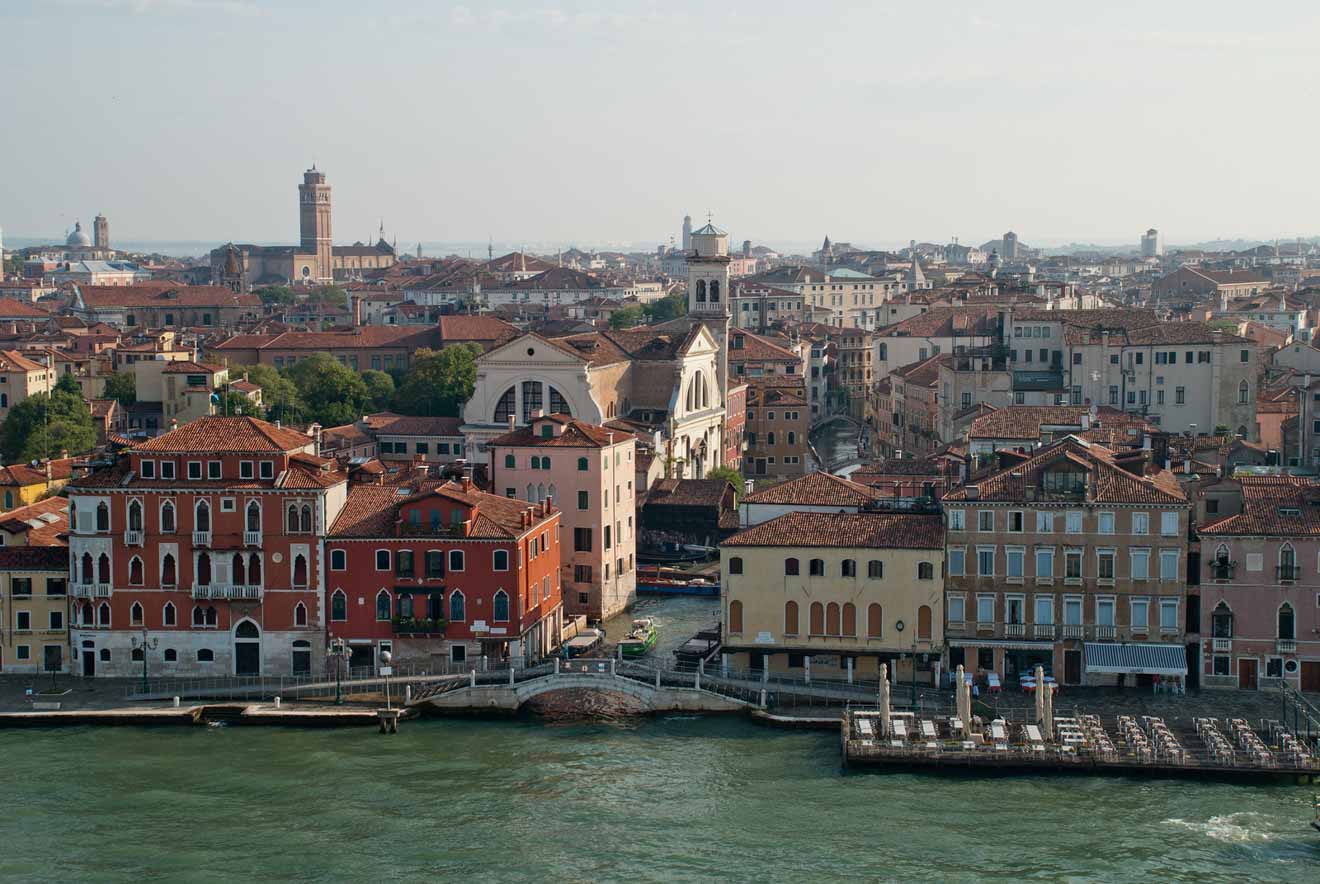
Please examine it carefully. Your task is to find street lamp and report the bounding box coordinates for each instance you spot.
[130,629,158,694]
[326,636,351,705]
[380,650,393,711]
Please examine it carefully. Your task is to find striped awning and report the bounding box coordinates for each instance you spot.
[1083,642,1187,676]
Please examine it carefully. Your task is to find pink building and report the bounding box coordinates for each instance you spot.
[1198,476,1320,693]
[488,414,637,620]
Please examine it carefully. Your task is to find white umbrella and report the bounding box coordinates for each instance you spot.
[878,662,891,738]
[1042,676,1054,743]
[956,663,972,737]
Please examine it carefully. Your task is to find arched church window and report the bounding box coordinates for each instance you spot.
[710,280,720,302]
[494,387,516,423]
[696,280,707,302]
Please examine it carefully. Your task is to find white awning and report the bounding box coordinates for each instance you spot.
[1084,642,1187,676]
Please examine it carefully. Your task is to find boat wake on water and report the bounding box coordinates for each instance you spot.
[1164,812,1276,843]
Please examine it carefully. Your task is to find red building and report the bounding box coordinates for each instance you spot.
[327,478,563,668]
[66,416,346,678]
[724,382,747,472]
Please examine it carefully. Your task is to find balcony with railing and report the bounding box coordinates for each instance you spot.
[232,585,263,600]
[244,531,262,547]
[1277,638,1297,654]
[1276,564,1300,582]
[1032,624,1056,640]
[93,583,111,597]
[193,530,211,547]
[1060,624,1084,640]
[1004,623,1026,639]
[192,584,215,600]
[1212,637,1232,652]
[1209,561,1236,581]
[1093,625,1117,641]
[72,584,93,599]
[124,529,144,547]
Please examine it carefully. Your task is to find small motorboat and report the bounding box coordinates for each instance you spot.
[561,627,605,659]
[618,618,658,658]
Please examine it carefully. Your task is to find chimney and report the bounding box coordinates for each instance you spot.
[508,415,516,433]
[533,408,544,420]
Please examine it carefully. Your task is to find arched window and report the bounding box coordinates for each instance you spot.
[493,549,509,571]
[709,279,720,302]
[696,279,707,302]
[768,431,776,446]
[494,387,516,423]
[195,500,210,532]
[728,599,743,633]
[784,557,799,576]
[547,484,557,503]
[129,556,144,586]
[294,602,307,627]
[287,504,299,532]
[808,558,825,577]
[96,502,109,532]
[331,590,347,621]
[1238,380,1250,405]
[868,560,883,579]
[867,604,883,638]
[526,484,535,501]
[785,600,799,634]
[549,387,571,417]
[685,382,694,412]
[164,649,177,662]
[449,590,466,622]
[162,602,176,626]
[493,590,510,622]
[293,554,307,587]
[249,553,261,585]
[246,501,261,532]
[1211,602,1232,638]
[132,648,143,663]
[98,553,110,584]
[161,554,176,587]
[841,559,856,577]
[537,483,546,503]
[1279,542,1296,575]
[205,606,217,626]
[505,454,516,468]
[197,552,211,586]
[128,500,143,531]
[376,590,391,621]
[130,602,143,626]
[917,605,932,640]
[192,605,204,627]
[826,602,841,636]
[809,602,824,635]
[728,557,743,575]
[788,431,796,445]
[842,603,857,636]
[81,603,93,627]
[232,553,245,586]
[81,552,93,584]
[197,649,214,662]
[917,561,934,580]
[300,505,312,533]
[160,501,175,533]
[577,457,588,471]
[698,374,707,409]
[97,602,111,627]
[1278,603,1295,640]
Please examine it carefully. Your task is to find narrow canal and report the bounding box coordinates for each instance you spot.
[809,417,864,472]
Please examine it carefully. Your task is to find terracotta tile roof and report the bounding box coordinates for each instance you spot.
[876,305,1000,338]
[969,405,1151,441]
[161,360,223,374]
[0,299,52,318]
[851,458,944,479]
[488,418,634,449]
[78,284,261,309]
[945,436,1186,505]
[365,414,464,437]
[0,546,69,569]
[891,354,946,387]
[330,479,554,539]
[133,416,314,453]
[647,478,734,508]
[729,330,802,364]
[436,315,520,344]
[1200,477,1320,536]
[0,349,46,372]
[742,471,879,507]
[723,511,944,549]
[0,496,69,546]
[212,327,436,351]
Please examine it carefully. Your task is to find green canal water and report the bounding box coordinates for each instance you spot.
[2,597,1318,882]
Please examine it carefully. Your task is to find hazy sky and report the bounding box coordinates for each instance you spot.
[5,0,1319,250]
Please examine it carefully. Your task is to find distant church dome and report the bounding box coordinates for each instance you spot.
[67,221,91,248]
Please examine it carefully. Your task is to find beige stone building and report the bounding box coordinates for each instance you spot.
[0,547,70,675]
[942,436,1190,687]
[0,349,54,423]
[720,511,945,684]
[743,378,809,479]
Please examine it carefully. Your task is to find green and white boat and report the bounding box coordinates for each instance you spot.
[618,618,658,658]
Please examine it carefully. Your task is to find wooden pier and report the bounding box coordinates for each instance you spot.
[842,708,1320,783]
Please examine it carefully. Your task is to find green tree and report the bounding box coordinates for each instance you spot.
[609,305,645,329]
[392,344,481,417]
[244,364,304,425]
[706,465,745,503]
[308,285,348,309]
[361,370,396,412]
[255,286,297,306]
[644,291,687,323]
[102,371,137,406]
[1,384,97,463]
[285,352,369,427]
[216,391,258,418]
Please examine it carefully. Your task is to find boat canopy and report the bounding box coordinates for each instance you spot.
[1083,642,1187,677]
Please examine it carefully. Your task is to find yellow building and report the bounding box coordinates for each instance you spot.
[0,349,54,423]
[720,510,945,684]
[0,547,70,674]
[0,459,74,513]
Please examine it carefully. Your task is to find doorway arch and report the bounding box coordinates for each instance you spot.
[234,619,261,676]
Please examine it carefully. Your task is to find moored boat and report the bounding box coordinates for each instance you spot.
[562,627,605,659]
[618,618,658,658]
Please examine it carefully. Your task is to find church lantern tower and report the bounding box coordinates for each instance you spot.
[298,166,333,283]
[687,218,733,410]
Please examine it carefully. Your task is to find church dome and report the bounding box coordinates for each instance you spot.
[67,221,91,248]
